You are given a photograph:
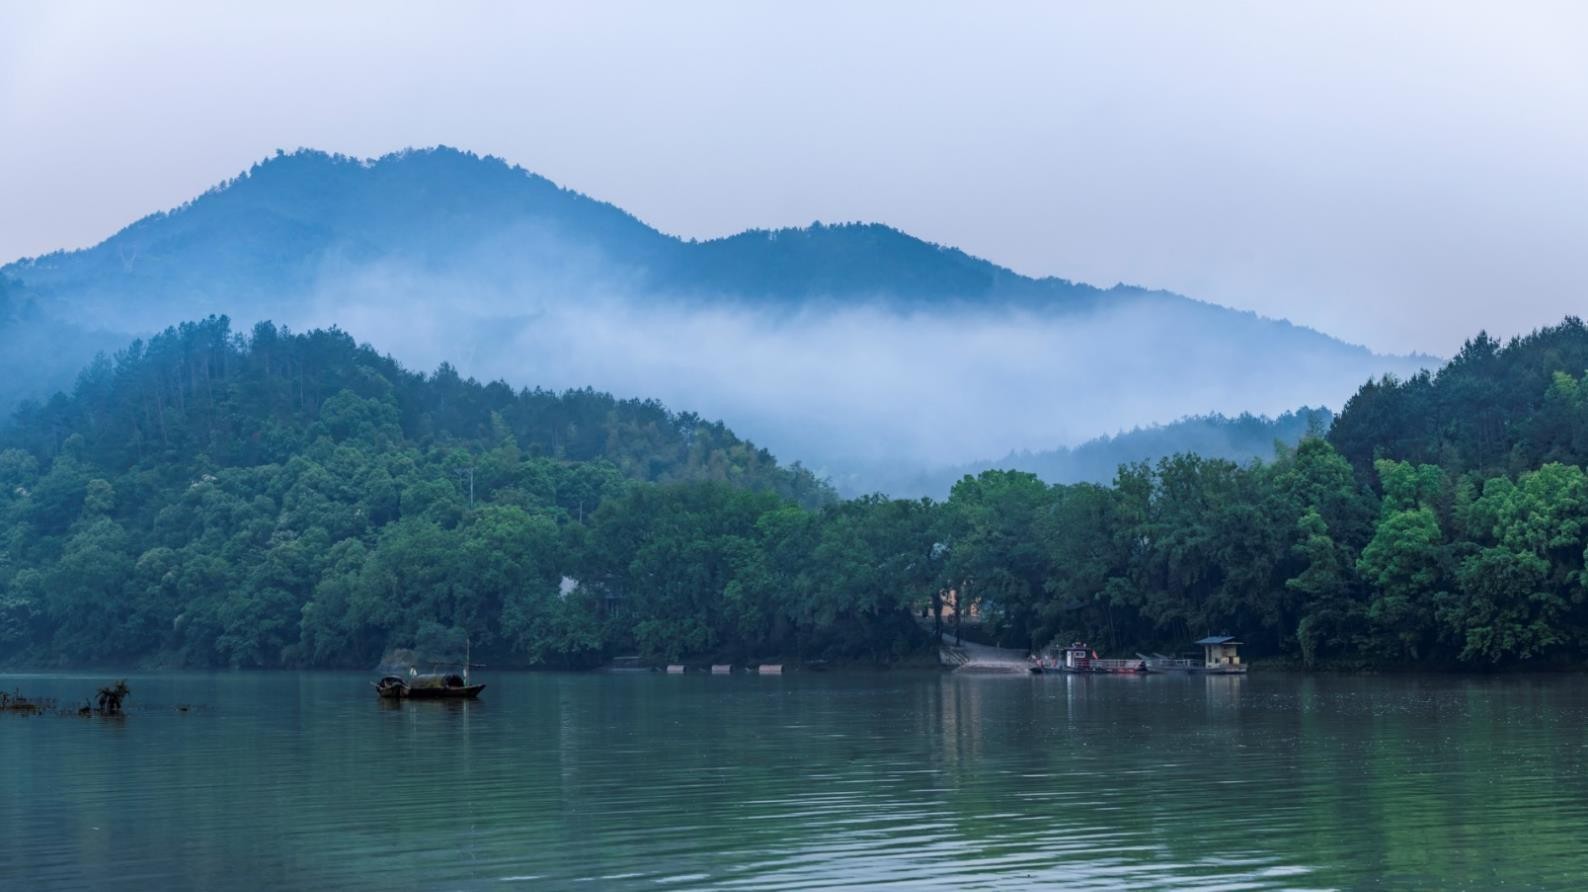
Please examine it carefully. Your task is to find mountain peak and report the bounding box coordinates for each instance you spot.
[0,146,1433,479]
[4,146,1374,331]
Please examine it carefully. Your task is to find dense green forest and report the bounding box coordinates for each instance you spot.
[0,318,831,668]
[7,316,1588,670]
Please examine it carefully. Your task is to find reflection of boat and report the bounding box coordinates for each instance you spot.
[373,672,485,700]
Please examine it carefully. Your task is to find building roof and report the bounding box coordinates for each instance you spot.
[1194,635,1242,646]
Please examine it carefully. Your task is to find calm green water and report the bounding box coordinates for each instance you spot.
[3,671,1587,890]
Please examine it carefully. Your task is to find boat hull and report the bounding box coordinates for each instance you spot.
[372,677,486,700]
[403,684,486,700]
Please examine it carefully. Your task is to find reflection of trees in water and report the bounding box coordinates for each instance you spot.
[10,673,1588,888]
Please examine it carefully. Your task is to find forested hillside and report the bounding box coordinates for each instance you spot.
[872,408,1332,497]
[1330,317,1588,476]
[7,318,1588,671]
[0,318,831,667]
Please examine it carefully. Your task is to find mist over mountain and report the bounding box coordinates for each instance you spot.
[865,407,1333,499]
[0,273,129,415]
[0,147,1433,486]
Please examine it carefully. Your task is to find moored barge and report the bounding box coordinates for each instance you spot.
[1139,636,1247,675]
[1031,636,1249,675]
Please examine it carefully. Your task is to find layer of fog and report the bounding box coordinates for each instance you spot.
[7,207,1436,493]
[291,261,1429,491]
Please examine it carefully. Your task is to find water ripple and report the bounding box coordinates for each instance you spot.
[4,671,1587,889]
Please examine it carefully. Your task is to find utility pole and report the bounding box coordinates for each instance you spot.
[929,541,948,644]
[955,581,967,647]
[457,466,476,508]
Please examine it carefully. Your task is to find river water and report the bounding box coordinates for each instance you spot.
[3,670,1586,890]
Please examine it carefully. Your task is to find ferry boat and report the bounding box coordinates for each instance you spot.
[1037,643,1146,674]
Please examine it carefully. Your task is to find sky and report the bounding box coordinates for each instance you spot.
[2,1,1585,357]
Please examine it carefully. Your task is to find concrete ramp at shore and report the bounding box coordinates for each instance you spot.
[939,636,1031,674]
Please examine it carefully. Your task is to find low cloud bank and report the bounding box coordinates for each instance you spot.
[289,261,1427,489]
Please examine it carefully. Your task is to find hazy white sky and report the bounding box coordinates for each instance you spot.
[2,1,1585,355]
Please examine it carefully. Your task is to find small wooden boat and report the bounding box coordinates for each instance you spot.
[375,635,485,700]
[406,673,486,699]
[0,690,49,713]
[373,672,485,700]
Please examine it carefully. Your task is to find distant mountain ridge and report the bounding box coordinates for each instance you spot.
[6,147,1409,341]
[8,147,1070,309]
[0,147,1434,484]
[854,407,1334,498]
